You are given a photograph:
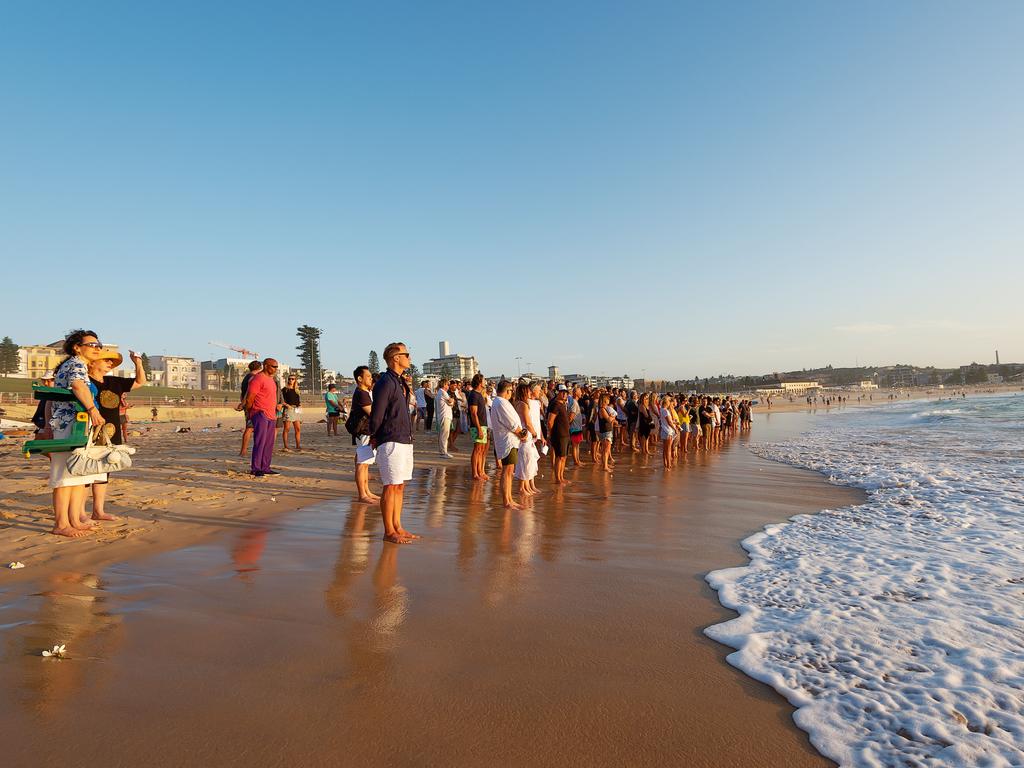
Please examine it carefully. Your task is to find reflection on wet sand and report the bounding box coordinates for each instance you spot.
[423,465,448,529]
[482,505,538,607]
[324,505,376,617]
[8,572,122,718]
[0,413,861,767]
[320,507,409,686]
[369,543,407,650]
[230,527,268,581]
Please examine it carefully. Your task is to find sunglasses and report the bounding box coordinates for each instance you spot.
[80,341,104,349]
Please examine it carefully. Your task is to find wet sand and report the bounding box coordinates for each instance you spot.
[0,411,863,767]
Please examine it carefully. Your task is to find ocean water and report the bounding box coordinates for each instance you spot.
[706,394,1024,768]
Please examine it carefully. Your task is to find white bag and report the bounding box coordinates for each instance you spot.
[66,428,137,476]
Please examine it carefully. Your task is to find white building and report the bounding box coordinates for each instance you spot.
[778,381,821,395]
[858,380,879,390]
[422,340,479,381]
[148,356,200,389]
[548,365,561,381]
[203,357,256,391]
[564,373,596,387]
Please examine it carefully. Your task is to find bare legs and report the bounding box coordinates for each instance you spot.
[89,482,117,522]
[51,486,91,538]
[471,439,488,481]
[355,459,380,503]
[281,420,302,451]
[570,439,583,467]
[553,454,569,484]
[501,461,520,509]
[239,425,253,456]
[380,483,416,543]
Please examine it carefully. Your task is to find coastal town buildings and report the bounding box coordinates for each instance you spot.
[422,340,479,380]
[148,356,200,389]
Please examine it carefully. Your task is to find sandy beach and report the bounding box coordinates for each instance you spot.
[2,409,864,767]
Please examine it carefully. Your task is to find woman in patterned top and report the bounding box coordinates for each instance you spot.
[43,329,109,538]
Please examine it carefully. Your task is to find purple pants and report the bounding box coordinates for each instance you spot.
[251,412,275,474]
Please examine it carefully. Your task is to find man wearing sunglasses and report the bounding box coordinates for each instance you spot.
[240,358,281,477]
[369,342,417,544]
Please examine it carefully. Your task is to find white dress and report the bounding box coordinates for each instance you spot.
[514,401,541,481]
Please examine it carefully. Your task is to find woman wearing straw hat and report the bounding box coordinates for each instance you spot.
[85,347,146,522]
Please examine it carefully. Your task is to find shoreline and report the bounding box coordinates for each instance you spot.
[1,409,862,766]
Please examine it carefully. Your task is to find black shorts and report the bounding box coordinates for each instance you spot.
[551,436,569,457]
[501,447,518,467]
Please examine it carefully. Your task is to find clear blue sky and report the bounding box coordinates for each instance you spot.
[2,1,1022,379]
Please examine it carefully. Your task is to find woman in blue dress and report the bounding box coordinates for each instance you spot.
[42,329,108,537]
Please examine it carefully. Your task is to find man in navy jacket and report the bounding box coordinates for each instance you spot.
[369,341,417,544]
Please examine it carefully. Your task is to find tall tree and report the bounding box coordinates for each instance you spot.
[0,336,19,376]
[140,353,152,377]
[296,325,323,393]
[408,362,421,387]
[368,350,380,376]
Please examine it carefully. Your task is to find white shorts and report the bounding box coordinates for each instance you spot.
[354,434,376,465]
[376,441,413,486]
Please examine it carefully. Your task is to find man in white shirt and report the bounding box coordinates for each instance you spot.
[489,380,528,509]
[414,383,427,432]
[434,378,454,458]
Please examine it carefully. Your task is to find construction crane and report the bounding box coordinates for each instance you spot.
[208,341,260,360]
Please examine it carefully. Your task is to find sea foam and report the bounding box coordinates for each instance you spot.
[706,395,1024,767]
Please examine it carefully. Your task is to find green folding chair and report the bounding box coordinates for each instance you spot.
[22,385,90,458]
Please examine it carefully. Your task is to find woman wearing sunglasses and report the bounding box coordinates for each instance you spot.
[42,329,109,537]
[281,374,303,451]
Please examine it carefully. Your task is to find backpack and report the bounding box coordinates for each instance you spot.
[345,410,369,437]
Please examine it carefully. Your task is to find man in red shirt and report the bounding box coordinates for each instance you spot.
[239,358,280,477]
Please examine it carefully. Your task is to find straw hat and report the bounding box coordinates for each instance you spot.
[97,349,124,367]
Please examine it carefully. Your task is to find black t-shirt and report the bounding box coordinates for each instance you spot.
[240,372,253,397]
[90,375,134,444]
[699,406,713,426]
[347,388,372,441]
[579,396,593,419]
[467,390,488,428]
[282,388,301,407]
[547,399,570,441]
[352,389,371,417]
